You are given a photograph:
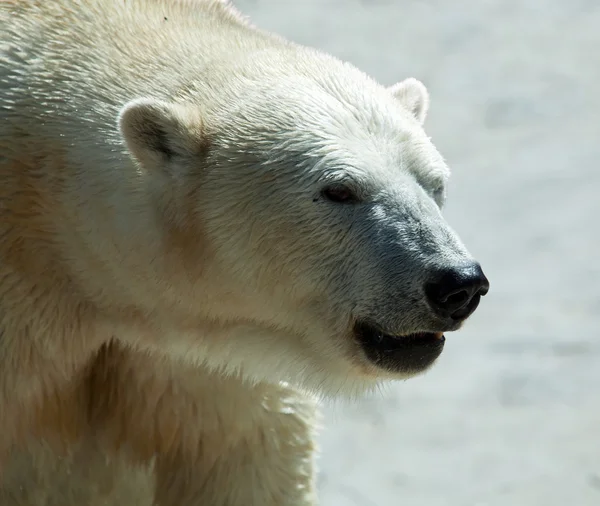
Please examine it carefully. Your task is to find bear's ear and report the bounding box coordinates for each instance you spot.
[388,78,430,125]
[118,98,207,171]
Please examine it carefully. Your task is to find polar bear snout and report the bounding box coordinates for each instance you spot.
[348,260,488,376]
[424,262,489,322]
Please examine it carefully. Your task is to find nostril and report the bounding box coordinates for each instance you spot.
[444,290,470,307]
[425,262,489,319]
[450,293,482,321]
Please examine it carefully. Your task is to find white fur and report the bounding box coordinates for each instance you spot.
[0,0,478,503]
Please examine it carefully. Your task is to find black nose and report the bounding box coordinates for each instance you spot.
[425,262,489,320]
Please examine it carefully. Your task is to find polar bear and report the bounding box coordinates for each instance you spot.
[0,0,489,504]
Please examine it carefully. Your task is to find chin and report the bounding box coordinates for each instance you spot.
[182,319,446,399]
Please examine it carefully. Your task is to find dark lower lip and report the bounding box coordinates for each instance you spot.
[354,321,445,374]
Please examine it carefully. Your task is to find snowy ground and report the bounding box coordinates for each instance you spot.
[236,1,600,505]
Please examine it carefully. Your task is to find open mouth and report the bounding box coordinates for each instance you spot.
[353,320,445,374]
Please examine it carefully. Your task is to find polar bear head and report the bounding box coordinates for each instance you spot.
[118,52,489,395]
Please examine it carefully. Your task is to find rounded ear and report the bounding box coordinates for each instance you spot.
[388,78,430,125]
[118,98,207,171]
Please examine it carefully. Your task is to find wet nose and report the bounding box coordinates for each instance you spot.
[425,262,489,320]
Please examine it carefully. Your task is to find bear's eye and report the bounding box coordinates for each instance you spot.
[321,185,359,204]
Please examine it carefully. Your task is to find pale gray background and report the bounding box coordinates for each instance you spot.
[235,1,600,505]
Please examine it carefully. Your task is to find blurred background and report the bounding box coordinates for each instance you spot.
[236,1,600,505]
